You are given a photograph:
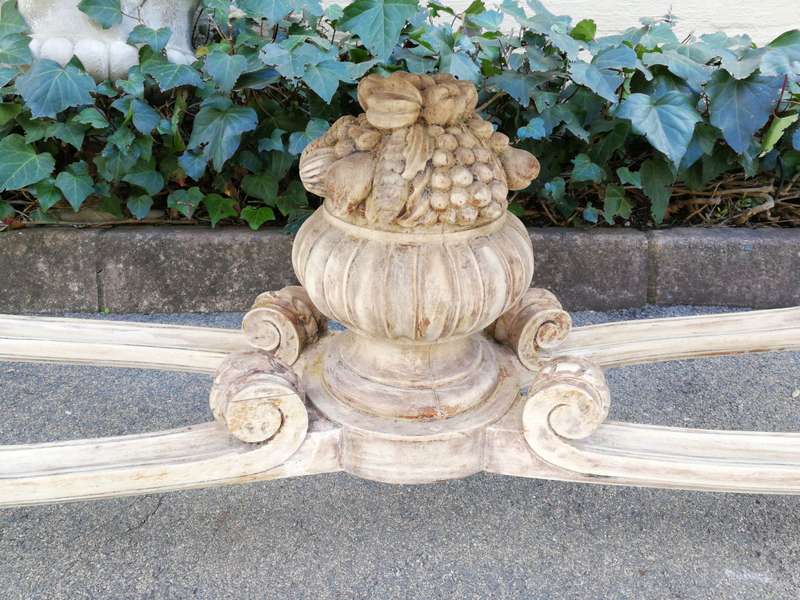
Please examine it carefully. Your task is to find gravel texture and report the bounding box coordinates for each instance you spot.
[1,306,800,599]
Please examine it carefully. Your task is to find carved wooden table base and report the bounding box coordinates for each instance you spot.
[3,73,800,506]
[2,302,800,507]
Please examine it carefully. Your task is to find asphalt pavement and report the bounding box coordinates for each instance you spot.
[1,306,799,599]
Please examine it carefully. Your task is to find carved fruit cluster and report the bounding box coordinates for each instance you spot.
[299,72,540,230]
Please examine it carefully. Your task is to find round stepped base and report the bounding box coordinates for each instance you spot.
[302,335,525,484]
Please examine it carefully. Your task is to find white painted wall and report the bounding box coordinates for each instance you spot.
[453,0,800,44]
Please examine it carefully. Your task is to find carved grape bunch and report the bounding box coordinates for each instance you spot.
[299,72,541,231]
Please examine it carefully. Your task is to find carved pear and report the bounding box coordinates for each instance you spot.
[325,152,375,213]
[500,147,541,190]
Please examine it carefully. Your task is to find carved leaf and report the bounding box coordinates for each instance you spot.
[299,144,337,197]
[402,124,434,180]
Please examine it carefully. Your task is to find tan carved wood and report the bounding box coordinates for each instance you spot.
[2,73,800,506]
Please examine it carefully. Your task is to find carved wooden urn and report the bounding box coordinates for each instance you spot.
[280,73,545,481]
[295,72,540,421]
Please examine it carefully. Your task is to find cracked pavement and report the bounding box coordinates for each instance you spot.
[1,306,800,599]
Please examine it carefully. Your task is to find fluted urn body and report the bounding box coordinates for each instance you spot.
[296,72,540,420]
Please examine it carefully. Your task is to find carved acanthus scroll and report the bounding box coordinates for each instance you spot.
[241,286,326,365]
[209,350,307,444]
[491,288,572,370]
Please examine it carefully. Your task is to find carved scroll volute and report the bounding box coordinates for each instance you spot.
[522,357,609,446]
[209,350,308,444]
[241,286,327,365]
[490,288,572,370]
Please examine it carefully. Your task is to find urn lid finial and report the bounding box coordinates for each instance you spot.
[299,72,540,231]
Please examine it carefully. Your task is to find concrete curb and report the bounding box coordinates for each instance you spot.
[1,226,798,313]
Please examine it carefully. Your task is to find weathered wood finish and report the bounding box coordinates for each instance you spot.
[545,306,800,367]
[0,315,248,373]
[2,307,800,505]
[3,73,800,506]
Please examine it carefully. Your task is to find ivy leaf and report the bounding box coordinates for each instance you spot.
[569,62,619,104]
[570,45,637,104]
[297,0,323,16]
[542,176,574,217]
[706,72,784,154]
[571,153,605,182]
[107,125,135,151]
[640,157,675,223]
[237,0,293,21]
[288,118,330,155]
[187,96,258,171]
[203,193,237,227]
[30,179,62,211]
[130,98,161,134]
[487,72,542,107]
[95,145,139,182]
[127,195,153,220]
[761,29,800,77]
[266,150,294,179]
[111,96,162,134]
[73,107,109,129]
[517,117,546,140]
[0,101,21,125]
[0,66,18,88]
[117,66,146,97]
[55,168,94,211]
[240,206,275,230]
[616,91,701,166]
[302,59,348,102]
[616,166,641,188]
[47,121,87,149]
[178,151,208,180]
[642,50,712,92]
[340,0,420,60]
[466,9,502,30]
[590,121,629,165]
[204,51,248,92]
[236,67,280,90]
[276,180,308,216]
[760,113,799,155]
[679,123,718,170]
[122,169,165,195]
[582,204,599,223]
[16,59,96,118]
[0,0,28,38]
[602,184,631,223]
[77,0,122,29]
[0,33,33,65]
[260,40,326,79]
[142,59,203,92]
[0,134,55,191]
[127,25,172,52]
[570,19,596,42]
[0,200,13,220]
[258,128,286,153]
[242,173,278,204]
[167,187,204,218]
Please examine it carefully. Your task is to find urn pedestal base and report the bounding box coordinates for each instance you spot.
[321,331,500,420]
[303,333,525,484]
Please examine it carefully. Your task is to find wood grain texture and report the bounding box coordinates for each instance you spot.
[0,420,340,507]
[543,307,800,367]
[0,315,250,373]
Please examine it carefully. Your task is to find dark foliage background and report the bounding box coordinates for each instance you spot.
[0,0,799,230]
